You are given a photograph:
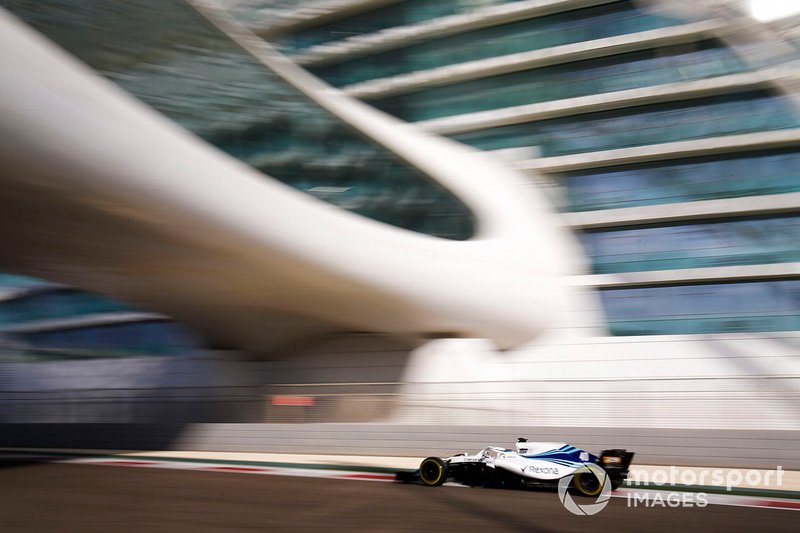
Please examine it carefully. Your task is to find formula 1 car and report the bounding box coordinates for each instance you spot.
[412,438,633,496]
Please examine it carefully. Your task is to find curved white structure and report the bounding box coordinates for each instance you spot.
[0,6,599,354]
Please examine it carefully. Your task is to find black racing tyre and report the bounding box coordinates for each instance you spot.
[419,457,448,487]
[572,469,606,497]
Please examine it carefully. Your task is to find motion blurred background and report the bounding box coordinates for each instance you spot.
[0,0,799,469]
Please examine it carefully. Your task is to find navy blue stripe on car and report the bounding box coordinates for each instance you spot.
[521,445,594,466]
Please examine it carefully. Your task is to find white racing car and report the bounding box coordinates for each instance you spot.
[412,438,633,496]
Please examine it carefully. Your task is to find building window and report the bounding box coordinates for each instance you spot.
[581,215,800,273]
[601,280,800,335]
[562,149,800,211]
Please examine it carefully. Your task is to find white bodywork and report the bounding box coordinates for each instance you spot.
[446,441,592,481]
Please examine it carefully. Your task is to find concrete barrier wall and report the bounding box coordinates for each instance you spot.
[2,423,798,470]
[4,333,800,430]
[2,334,799,469]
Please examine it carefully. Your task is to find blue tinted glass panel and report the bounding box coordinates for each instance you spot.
[563,150,800,211]
[601,281,800,335]
[211,122,475,239]
[582,216,800,274]
[450,92,800,157]
[274,0,528,53]
[313,0,689,86]
[5,0,475,240]
[0,290,133,326]
[20,320,199,357]
[371,41,747,121]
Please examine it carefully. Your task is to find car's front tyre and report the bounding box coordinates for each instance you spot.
[419,457,448,487]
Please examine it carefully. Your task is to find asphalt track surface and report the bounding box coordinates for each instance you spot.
[1,462,797,532]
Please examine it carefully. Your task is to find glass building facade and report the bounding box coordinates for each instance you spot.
[3,0,474,241]
[600,280,800,335]
[250,0,800,337]
[450,91,799,156]
[562,149,800,211]
[369,40,749,121]
[580,215,800,274]
[270,0,534,53]
[0,275,199,359]
[310,1,689,86]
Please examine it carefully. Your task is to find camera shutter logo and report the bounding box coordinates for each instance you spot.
[557,463,612,516]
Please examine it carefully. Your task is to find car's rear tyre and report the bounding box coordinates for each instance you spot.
[572,469,606,497]
[419,457,448,487]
